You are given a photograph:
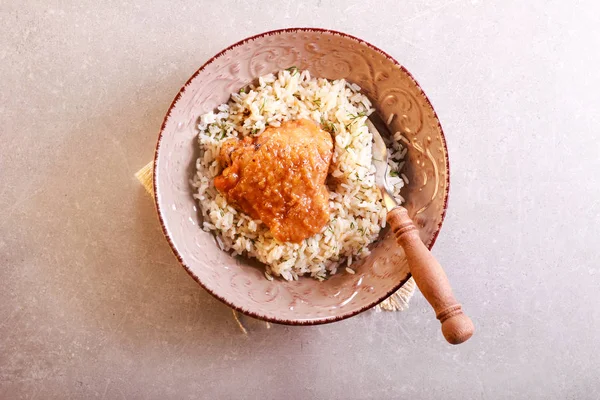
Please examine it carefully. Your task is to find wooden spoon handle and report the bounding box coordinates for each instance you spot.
[387,207,474,344]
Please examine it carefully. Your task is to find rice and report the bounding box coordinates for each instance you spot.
[191,69,405,281]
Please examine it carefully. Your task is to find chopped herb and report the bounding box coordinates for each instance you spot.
[350,222,355,229]
[389,170,399,177]
[286,65,299,76]
[345,112,367,129]
[259,98,266,114]
[239,87,246,94]
[214,122,228,139]
[219,210,224,216]
[347,111,367,120]
[251,128,259,135]
[320,117,337,133]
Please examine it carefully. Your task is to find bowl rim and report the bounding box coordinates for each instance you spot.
[153,27,450,325]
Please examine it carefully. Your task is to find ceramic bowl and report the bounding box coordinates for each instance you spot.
[153,28,449,324]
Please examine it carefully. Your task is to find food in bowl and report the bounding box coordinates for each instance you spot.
[214,118,333,243]
[192,68,407,281]
[155,28,450,324]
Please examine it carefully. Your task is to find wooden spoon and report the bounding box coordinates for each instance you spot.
[367,116,474,345]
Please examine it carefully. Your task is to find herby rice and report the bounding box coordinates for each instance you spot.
[192,69,405,281]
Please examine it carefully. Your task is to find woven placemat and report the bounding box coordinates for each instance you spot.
[136,161,416,331]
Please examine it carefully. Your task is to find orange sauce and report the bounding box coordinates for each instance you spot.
[214,119,333,243]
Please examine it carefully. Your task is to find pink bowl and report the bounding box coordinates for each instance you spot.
[153,28,449,324]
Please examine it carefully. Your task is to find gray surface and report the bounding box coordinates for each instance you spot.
[2,0,599,399]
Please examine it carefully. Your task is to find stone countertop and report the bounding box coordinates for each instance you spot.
[2,1,599,399]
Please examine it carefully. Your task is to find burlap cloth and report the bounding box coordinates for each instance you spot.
[136,161,416,332]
